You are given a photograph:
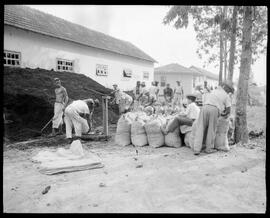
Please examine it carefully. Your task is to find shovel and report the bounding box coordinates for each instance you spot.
[40,117,54,134]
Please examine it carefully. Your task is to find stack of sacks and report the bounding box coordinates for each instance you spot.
[145,115,166,148]
[164,116,182,148]
[214,116,230,151]
[115,113,133,146]
[131,116,148,147]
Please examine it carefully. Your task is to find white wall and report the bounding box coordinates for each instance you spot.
[4,25,154,91]
[154,72,193,95]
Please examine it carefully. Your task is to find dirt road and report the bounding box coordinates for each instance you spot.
[3,135,266,213]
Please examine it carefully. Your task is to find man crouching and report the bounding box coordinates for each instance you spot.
[64,98,100,144]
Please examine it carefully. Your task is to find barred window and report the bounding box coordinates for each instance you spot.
[160,75,166,87]
[143,71,149,80]
[4,50,21,67]
[123,68,132,78]
[57,58,74,72]
[96,64,108,76]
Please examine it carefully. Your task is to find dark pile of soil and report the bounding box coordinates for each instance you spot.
[3,66,120,142]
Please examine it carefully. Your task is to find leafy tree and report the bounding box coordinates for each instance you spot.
[163,6,267,84]
[234,6,253,143]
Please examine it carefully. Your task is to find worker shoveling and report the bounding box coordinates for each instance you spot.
[32,139,104,175]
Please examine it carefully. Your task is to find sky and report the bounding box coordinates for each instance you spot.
[28,5,267,86]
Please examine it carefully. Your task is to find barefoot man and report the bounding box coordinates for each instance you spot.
[50,78,69,137]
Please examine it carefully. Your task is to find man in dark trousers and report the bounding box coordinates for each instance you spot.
[163,83,174,105]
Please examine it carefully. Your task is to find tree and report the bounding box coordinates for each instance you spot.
[163,6,267,84]
[163,6,228,84]
[234,6,253,143]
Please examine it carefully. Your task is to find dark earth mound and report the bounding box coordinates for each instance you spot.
[3,66,120,142]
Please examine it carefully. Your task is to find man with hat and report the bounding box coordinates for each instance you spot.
[111,84,133,114]
[193,82,234,155]
[50,77,69,137]
[173,81,184,107]
[163,83,174,105]
[64,98,100,144]
[161,93,200,135]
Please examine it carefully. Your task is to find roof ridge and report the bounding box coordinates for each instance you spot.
[4,5,156,63]
[25,5,134,45]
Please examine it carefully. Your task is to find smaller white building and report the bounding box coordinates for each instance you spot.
[189,66,219,89]
[154,63,202,95]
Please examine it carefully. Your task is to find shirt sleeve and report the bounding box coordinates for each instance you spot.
[188,104,199,120]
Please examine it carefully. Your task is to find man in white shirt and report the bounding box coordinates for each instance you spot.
[193,82,234,155]
[173,81,184,107]
[148,81,158,101]
[111,84,133,114]
[161,94,200,135]
[64,98,99,144]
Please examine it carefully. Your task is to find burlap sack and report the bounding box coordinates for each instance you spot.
[188,120,198,150]
[184,131,192,148]
[145,116,165,148]
[164,118,182,148]
[131,118,148,147]
[115,114,132,146]
[214,117,230,151]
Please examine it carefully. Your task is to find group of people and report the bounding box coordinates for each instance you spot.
[112,79,234,155]
[50,78,100,144]
[51,77,234,155]
[110,80,185,115]
[161,82,234,154]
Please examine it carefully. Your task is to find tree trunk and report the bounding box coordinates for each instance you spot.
[223,6,228,81]
[227,6,238,85]
[224,38,227,81]
[234,6,253,144]
[219,8,224,85]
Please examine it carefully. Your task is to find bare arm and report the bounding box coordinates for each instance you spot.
[62,88,69,107]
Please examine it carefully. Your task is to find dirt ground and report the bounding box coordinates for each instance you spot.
[3,106,266,213]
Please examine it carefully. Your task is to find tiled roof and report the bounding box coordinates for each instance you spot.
[154,63,201,76]
[189,66,219,80]
[4,5,156,63]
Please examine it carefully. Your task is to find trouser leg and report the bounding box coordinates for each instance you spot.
[72,114,89,137]
[193,109,207,153]
[205,107,219,150]
[52,103,64,129]
[166,116,193,133]
[64,112,73,139]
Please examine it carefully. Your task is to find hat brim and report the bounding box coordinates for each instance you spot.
[186,94,197,100]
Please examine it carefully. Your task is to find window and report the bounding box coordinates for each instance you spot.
[160,75,166,87]
[96,64,108,76]
[193,76,196,88]
[56,58,74,72]
[143,72,149,80]
[4,50,21,67]
[123,68,132,78]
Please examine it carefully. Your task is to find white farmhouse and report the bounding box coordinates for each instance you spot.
[189,66,219,89]
[4,5,156,91]
[154,63,202,96]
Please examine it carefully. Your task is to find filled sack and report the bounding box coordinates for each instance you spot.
[184,131,192,148]
[188,120,198,150]
[164,118,182,148]
[214,117,230,151]
[145,116,165,148]
[115,114,132,146]
[131,118,148,147]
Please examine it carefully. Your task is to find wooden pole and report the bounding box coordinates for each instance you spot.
[102,96,109,137]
